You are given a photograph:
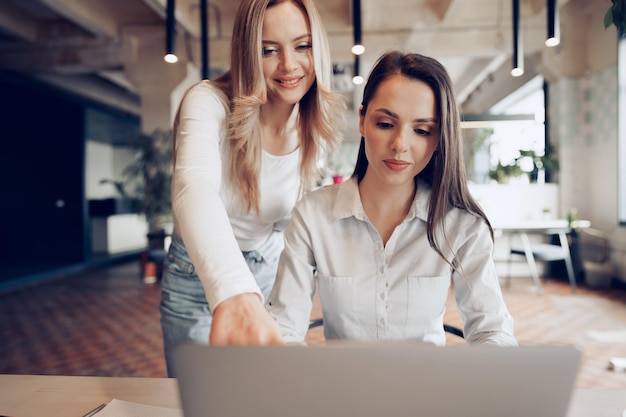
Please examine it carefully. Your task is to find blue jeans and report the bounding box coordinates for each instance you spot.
[160,232,283,377]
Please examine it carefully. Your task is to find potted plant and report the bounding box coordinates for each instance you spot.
[121,128,173,236]
[488,160,525,183]
[121,128,173,282]
[100,129,173,244]
[488,149,559,184]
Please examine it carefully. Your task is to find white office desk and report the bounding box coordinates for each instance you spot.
[492,219,590,233]
[493,219,590,294]
[0,374,624,417]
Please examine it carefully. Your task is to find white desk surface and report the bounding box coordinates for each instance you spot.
[1,374,625,417]
[492,219,591,232]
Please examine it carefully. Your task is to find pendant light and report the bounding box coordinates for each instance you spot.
[351,0,364,55]
[164,0,178,63]
[511,0,524,77]
[545,0,560,47]
[353,55,363,85]
[200,0,209,78]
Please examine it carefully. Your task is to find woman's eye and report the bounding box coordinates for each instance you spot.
[262,47,278,56]
[415,128,431,136]
[295,43,312,52]
[376,122,393,129]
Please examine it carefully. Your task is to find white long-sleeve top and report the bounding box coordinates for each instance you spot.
[267,176,517,346]
[172,81,301,310]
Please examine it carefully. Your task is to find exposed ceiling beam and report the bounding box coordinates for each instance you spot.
[0,2,39,41]
[35,72,140,115]
[0,41,127,74]
[38,0,118,38]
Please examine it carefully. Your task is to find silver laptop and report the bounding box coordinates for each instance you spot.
[174,342,581,417]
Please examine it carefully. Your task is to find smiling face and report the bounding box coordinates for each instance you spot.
[359,74,440,190]
[261,1,315,107]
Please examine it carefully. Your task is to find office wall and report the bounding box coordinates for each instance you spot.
[551,63,626,283]
[85,141,135,200]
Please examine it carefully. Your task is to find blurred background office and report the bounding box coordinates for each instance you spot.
[0,0,624,292]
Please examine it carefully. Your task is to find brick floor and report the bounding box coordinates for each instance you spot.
[1,261,625,389]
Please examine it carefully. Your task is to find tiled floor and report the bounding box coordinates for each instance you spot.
[1,261,625,389]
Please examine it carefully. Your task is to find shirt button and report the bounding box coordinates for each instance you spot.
[380,318,385,325]
[380,292,386,300]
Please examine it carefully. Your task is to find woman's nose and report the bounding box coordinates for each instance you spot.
[391,130,408,153]
[279,50,297,73]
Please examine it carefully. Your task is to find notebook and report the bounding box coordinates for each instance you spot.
[174,342,581,417]
[87,399,182,417]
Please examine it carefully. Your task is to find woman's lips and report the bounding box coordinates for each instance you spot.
[383,159,411,171]
[276,77,303,88]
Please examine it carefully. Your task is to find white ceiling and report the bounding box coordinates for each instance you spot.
[0,0,571,115]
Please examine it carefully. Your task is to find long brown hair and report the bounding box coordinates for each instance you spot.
[352,51,493,265]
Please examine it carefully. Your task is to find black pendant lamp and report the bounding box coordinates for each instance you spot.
[200,0,209,78]
[351,0,364,55]
[545,0,560,47]
[164,0,178,63]
[353,55,363,85]
[511,0,524,76]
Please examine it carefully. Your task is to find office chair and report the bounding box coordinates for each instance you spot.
[308,319,464,339]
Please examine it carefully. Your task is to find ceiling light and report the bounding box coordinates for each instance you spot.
[164,0,178,64]
[164,53,179,64]
[511,0,524,77]
[200,0,209,78]
[352,0,363,56]
[352,55,363,85]
[511,67,524,77]
[351,44,365,55]
[545,0,560,47]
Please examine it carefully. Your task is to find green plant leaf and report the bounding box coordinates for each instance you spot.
[120,128,173,230]
[605,8,614,29]
[606,0,626,31]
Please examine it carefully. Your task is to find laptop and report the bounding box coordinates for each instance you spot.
[174,342,581,417]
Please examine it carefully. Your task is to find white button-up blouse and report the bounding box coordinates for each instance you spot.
[267,176,517,346]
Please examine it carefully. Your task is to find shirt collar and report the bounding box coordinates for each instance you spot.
[332,176,431,223]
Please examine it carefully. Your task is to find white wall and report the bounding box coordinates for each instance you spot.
[85,141,135,199]
[469,183,560,224]
[85,140,147,254]
[85,141,115,199]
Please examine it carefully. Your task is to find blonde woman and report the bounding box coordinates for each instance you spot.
[160,0,344,376]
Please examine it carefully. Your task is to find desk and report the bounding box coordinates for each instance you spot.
[0,374,624,417]
[0,374,179,417]
[493,220,590,294]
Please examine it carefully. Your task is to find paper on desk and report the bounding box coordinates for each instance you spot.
[94,399,183,417]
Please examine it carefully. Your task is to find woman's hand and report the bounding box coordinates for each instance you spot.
[209,293,284,346]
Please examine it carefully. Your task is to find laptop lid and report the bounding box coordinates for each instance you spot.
[174,342,581,417]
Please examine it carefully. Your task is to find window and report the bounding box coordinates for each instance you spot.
[463,76,549,185]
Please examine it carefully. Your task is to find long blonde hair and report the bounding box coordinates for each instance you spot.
[211,0,344,213]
